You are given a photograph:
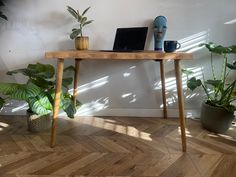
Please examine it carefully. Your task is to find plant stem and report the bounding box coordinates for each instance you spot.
[211,53,216,80]
[80,24,83,37]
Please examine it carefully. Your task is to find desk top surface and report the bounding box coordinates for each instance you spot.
[45,50,192,60]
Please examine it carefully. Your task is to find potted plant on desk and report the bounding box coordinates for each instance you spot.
[67,5,93,50]
[186,42,236,133]
[0,63,81,132]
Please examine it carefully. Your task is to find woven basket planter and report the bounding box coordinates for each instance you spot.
[26,111,51,132]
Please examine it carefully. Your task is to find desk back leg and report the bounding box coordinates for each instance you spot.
[160,60,167,119]
[51,59,64,147]
[174,60,187,152]
[73,59,81,106]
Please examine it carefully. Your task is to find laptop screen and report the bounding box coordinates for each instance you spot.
[113,27,148,51]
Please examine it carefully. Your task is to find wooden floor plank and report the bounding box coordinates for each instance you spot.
[0,116,235,177]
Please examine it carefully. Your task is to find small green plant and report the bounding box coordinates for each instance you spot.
[67,5,93,39]
[0,0,7,21]
[185,42,236,112]
[0,63,81,118]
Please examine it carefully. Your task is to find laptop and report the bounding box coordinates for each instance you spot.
[101,27,148,52]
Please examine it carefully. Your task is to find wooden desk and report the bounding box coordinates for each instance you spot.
[45,50,192,152]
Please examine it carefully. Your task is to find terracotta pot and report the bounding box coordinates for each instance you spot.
[200,102,235,133]
[26,111,51,132]
[75,36,89,50]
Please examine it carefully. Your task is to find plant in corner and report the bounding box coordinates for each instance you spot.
[185,42,236,133]
[67,5,93,50]
[0,63,81,132]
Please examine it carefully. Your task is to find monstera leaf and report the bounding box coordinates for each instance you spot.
[187,77,202,91]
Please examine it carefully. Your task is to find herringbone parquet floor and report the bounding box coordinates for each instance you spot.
[0,115,236,177]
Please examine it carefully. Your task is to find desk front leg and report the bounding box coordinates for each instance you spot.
[174,60,187,152]
[50,58,64,147]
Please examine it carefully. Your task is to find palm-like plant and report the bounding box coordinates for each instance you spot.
[0,63,81,118]
[67,5,93,39]
[185,42,236,112]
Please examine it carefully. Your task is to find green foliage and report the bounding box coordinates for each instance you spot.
[0,97,5,109]
[67,5,93,39]
[0,0,7,21]
[185,42,236,113]
[0,63,81,118]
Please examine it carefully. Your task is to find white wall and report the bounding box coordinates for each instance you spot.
[0,0,236,117]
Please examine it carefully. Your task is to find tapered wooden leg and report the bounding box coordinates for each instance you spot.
[160,60,167,119]
[174,60,187,152]
[73,59,81,106]
[50,59,64,148]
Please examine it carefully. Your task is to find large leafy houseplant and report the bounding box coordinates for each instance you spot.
[0,63,80,118]
[67,5,93,50]
[186,42,236,112]
[185,42,236,132]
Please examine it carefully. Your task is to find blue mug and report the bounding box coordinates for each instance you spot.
[164,41,181,53]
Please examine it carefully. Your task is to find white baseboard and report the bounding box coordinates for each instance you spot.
[0,106,201,118]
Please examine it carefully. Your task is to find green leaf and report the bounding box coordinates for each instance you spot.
[64,65,75,72]
[205,80,223,87]
[29,77,54,89]
[82,6,91,16]
[182,69,194,75]
[81,17,87,24]
[67,6,78,20]
[187,77,202,91]
[11,82,42,100]
[7,68,31,76]
[0,83,22,95]
[0,97,5,109]
[230,45,236,53]
[200,42,231,54]
[226,63,236,70]
[7,63,55,79]
[62,77,73,89]
[28,95,52,116]
[27,63,55,79]
[82,20,93,26]
[70,29,81,39]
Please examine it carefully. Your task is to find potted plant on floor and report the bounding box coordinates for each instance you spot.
[67,5,93,50]
[0,63,81,132]
[186,42,236,133]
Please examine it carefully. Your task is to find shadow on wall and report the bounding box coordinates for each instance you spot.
[0,30,222,118]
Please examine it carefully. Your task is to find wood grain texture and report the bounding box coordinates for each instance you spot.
[50,59,64,147]
[45,50,192,60]
[160,60,167,119]
[174,60,187,152]
[73,59,81,106]
[0,116,235,177]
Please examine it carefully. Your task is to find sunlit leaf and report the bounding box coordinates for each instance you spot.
[182,69,194,75]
